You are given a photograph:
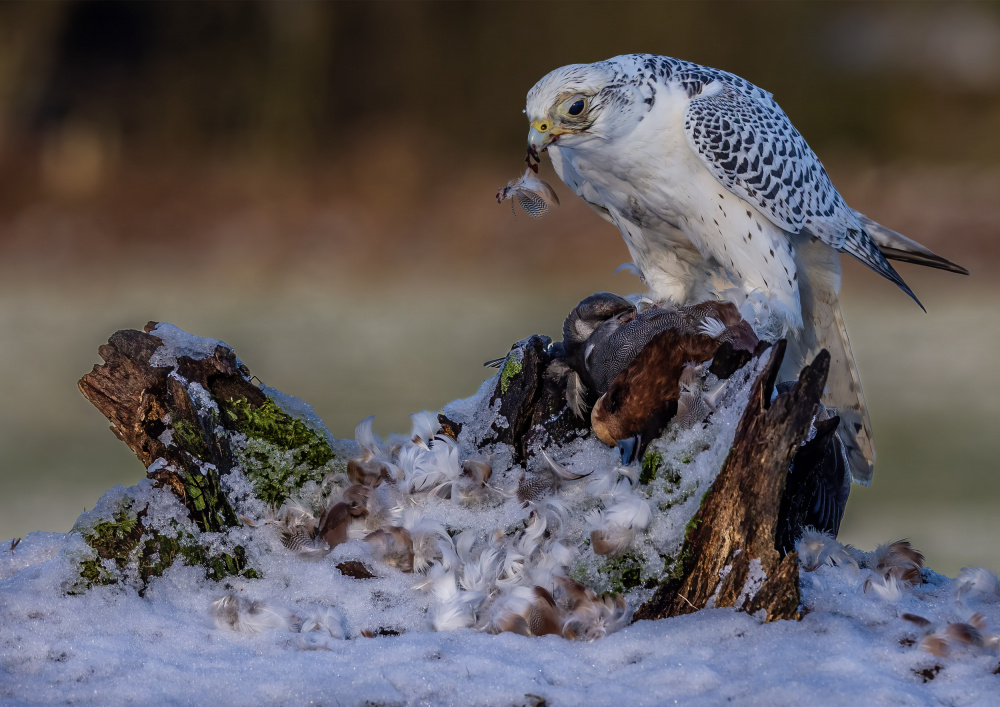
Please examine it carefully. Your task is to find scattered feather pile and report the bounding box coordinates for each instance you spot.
[798,533,1000,662]
[862,539,925,600]
[210,594,296,634]
[795,528,859,572]
[219,351,769,645]
[900,612,999,658]
[257,412,634,640]
[211,594,346,650]
[797,532,924,602]
[955,566,1000,605]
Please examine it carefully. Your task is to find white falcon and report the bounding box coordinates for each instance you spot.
[525,54,967,485]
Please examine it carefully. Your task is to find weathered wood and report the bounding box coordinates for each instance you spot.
[634,342,830,623]
[483,335,552,462]
[79,322,256,532]
[523,360,592,453]
[78,327,171,468]
[746,551,801,620]
[437,413,463,441]
[712,548,752,609]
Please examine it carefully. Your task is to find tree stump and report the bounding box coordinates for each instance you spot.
[78,323,254,532]
[633,341,830,623]
[78,315,840,622]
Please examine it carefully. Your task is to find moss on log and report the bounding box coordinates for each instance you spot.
[71,497,256,595]
[76,321,348,590]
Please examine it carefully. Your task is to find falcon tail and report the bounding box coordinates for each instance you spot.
[854,211,970,276]
[842,227,925,312]
[825,303,875,486]
[788,237,875,486]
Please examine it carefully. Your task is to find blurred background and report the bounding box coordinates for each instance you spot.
[0,1,998,575]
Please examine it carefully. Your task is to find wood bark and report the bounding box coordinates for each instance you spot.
[78,322,262,532]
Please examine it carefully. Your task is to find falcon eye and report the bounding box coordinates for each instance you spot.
[568,99,585,116]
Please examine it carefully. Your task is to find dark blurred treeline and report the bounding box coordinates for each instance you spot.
[1,0,999,173]
[0,1,997,273]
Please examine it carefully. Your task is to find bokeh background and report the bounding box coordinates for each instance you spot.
[1,1,998,575]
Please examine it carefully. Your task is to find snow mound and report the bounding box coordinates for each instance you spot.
[3,525,1000,704]
[3,327,999,703]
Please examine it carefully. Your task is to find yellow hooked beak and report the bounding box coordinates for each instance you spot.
[528,120,564,153]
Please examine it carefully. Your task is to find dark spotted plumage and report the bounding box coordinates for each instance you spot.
[549,54,920,306]
[683,84,920,306]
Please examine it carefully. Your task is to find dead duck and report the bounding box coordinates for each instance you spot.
[562,296,758,463]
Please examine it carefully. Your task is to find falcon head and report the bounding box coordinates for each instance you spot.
[525,58,646,157]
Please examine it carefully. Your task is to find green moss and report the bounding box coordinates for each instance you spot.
[684,505,704,538]
[238,440,338,507]
[660,553,683,581]
[206,546,255,581]
[598,553,644,594]
[81,506,145,563]
[220,396,339,506]
[75,504,258,592]
[181,468,239,532]
[641,450,686,488]
[499,357,522,396]
[221,397,334,464]
[657,487,714,586]
[78,559,113,587]
[676,545,697,580]
[640,451,662,485]
[172,419,210,462]
[570,562,592,586]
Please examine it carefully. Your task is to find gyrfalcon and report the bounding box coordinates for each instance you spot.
[525,54,967,486]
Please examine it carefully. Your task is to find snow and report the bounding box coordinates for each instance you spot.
[3,526,1000,705]
[2,327,999,704]
[148,322,233,369]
